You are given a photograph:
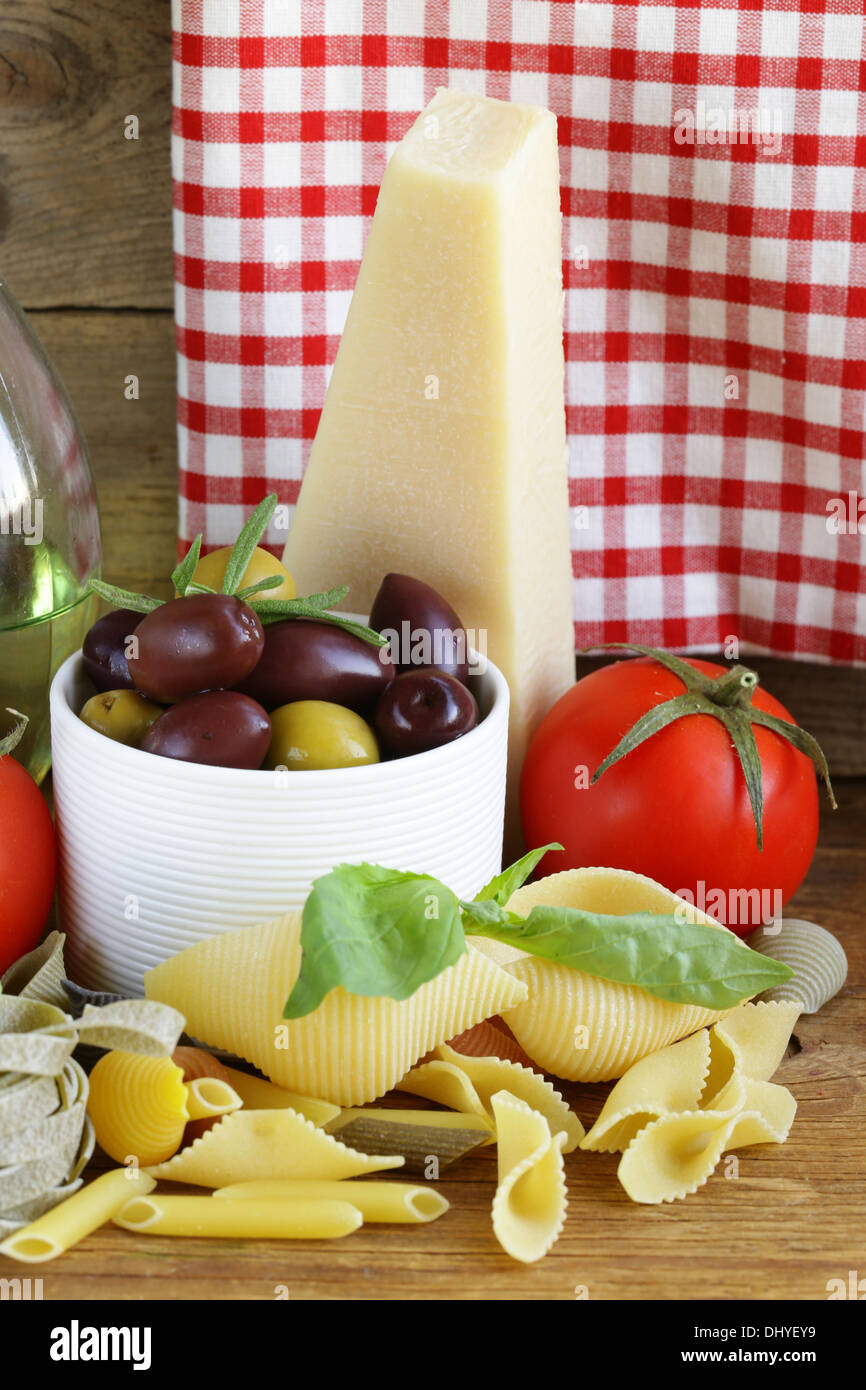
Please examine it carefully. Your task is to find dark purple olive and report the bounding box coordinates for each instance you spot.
[374,670,479,757]
[236,619,395,712]
[128,594,264,703]
[369,574,471,684]
[140,691,271,769]
[82,609,143,692]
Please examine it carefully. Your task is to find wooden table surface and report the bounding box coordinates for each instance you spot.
[1,0,864,1302]
[2,781,861,1303]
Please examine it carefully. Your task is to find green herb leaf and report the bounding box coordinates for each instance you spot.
[474,844,563,906]
[0,710,28,760]
[251,595,388,647]
[221,493,279,595]
[283,863,466,1019]
[170,534,203,597]
[234,575,286,601]
[89,580,162,615]
[293,586,350,610]
[462,905,794,1010]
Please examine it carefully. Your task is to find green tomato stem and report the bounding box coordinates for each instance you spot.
[584,641,836,849]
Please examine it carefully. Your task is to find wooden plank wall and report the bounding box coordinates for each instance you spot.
[1,0,863,771]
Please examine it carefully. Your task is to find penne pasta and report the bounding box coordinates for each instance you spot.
[214,1180,449,1224]
[184,1077,242,1120]
[113,1194,363,1240]
[172,1047,233,1084]
[0,1169,156,1264]
[220,1067,340,1127]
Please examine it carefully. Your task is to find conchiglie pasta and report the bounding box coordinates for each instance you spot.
[145,912,527,1106]
[473,867,739,1083]
[87,1052,189,1166]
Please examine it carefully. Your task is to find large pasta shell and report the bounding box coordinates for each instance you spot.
[145,912,528,1106]
[472,867,740,1083]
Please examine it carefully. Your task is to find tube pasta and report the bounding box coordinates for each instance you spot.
[397,1043,584,1152]
[328,1108,494,1172]
[172,1047,233,1084]
[471,868,743,1082]
[87,1052,189,1166]
[185,1077,242,1120]
[581,1001,801,1203]
[144,910,528,1105]
[0,1169,156,1264]
[490,1091,567,1264]
[146,1108,404,1187]
[113,1194,362,1240]
[215,1180,450,1224]
[220,1067,340,1127]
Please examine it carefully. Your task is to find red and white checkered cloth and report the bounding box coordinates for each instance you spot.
[171,0,866,664]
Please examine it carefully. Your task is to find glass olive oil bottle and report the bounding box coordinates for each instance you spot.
[0,281,101,782]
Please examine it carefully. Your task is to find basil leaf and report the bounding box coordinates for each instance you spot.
[474,843,563,906]
[283,864,465,1020]
[464,906,794,1010]
[221,493,278,595]
[171,534,202,597]
[89,580,162,615]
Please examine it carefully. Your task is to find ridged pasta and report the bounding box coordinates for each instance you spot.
[87,1051,189,1166]
[145,911,528,1106]
[473,867,740,1083]
[748,918,848,1014]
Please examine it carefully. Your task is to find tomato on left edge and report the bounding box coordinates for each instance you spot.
[0,752,57,974]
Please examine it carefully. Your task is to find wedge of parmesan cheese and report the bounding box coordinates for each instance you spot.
[284,88,574,855]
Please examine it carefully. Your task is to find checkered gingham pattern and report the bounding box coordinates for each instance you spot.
[172,0,866,664]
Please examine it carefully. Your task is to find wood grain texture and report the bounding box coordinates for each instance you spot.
[32,310,178,598]
[5,782,862,1302]
[0,0,173,308]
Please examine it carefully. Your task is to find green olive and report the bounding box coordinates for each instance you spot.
[266,700,379,771]
[80,689,164,747]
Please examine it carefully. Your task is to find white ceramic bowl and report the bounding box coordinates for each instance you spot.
[50,643,509,996]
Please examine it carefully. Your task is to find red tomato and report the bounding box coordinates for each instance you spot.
[0,753,57,974]
[520,657,820,937]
